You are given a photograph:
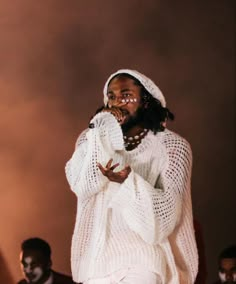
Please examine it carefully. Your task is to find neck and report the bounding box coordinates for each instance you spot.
[35,270,52,284]
[122,124,145,137]
[123,125,148,150]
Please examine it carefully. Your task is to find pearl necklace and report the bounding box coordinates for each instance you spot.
[123,129,148,146]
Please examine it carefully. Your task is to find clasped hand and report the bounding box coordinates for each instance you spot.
[97,159,131,183]
[101,102,127,124]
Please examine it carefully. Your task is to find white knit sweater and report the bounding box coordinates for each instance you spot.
[65,112,198,284]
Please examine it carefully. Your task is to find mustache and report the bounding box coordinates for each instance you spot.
[120,108,129,115]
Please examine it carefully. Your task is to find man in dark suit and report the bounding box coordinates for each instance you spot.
[212,245,236,284]
[18,237,75,284]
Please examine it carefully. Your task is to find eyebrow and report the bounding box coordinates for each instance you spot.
[107,88,134,95]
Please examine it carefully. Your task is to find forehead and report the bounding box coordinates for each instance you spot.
[108,76,141,91]
[20,249,46,263]
[220,258,236,270]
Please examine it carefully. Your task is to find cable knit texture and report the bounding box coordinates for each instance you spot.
[65,112,198,284]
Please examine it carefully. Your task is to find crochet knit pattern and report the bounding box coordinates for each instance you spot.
[65,112,198,284]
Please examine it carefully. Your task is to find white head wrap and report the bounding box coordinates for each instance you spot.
[103,69,166,107]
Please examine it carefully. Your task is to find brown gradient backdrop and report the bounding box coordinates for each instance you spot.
[0,0,235,283]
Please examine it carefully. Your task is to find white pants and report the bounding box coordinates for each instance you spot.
[83,267,162,284]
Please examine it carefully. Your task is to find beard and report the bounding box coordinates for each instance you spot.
[121,106,146,133]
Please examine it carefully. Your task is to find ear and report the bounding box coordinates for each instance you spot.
[161,120,167,128]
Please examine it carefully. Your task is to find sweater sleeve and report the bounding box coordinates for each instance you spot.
[65,112,124,200]
[109,134,192,245]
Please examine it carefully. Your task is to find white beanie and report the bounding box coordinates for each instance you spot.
[103,69,166,107]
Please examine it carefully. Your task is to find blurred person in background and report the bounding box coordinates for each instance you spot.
[18,237,75,284]
[212,245,236,284]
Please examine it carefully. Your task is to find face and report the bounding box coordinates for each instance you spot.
[107,76,144,130]
[20,249,51,284]
[219,258,236,283]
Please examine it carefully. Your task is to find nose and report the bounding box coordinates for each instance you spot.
[109,97,127,108]
[24,266,32,273]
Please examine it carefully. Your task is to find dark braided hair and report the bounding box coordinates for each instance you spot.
[138,82,174,133]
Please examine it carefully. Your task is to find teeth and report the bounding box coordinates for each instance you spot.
[130,99,133,102]
[121,99,125,103]
[126,99,129,102]
[134,98,137,102]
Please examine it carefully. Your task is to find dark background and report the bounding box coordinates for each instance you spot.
[0,0,235,283]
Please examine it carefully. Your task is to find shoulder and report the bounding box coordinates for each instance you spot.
[158,129,192,155]
[154,129,193,168]
[161,129,191,148]
[52,270,74,284]
[75,128,89,149]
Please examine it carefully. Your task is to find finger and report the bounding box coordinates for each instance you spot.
[126,166,131,174]
[119,169,128,177]
[105,159,113,169]
[109,107,124,121]
[112,101,127,108]
[101,108,120,119]
[97,162,106,175]
[116,110,125,123]
[121,165,131,176]
[110,163,120,171]
[124,165,131,171]
[111,108,123,121]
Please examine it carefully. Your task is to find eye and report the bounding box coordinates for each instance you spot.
[123,93,131,97]
[108,95,115,100]
[31,263,38,269]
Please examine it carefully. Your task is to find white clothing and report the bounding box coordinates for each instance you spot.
[103,69,166,107]
[84,267,161,284]
[65,112,198,284]
[44,272,53,284]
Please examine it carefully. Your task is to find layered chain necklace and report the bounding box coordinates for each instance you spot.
[123,128,148,147]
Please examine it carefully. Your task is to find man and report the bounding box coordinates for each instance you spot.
[65,69,198,283]
[18,237,75,284]
[212,245,236,284]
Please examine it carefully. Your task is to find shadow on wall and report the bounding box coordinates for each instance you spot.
[0,248,14,284]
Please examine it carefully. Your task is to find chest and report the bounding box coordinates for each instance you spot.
[114,140,166,186]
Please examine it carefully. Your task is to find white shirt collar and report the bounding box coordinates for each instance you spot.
[43,272,53,284]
